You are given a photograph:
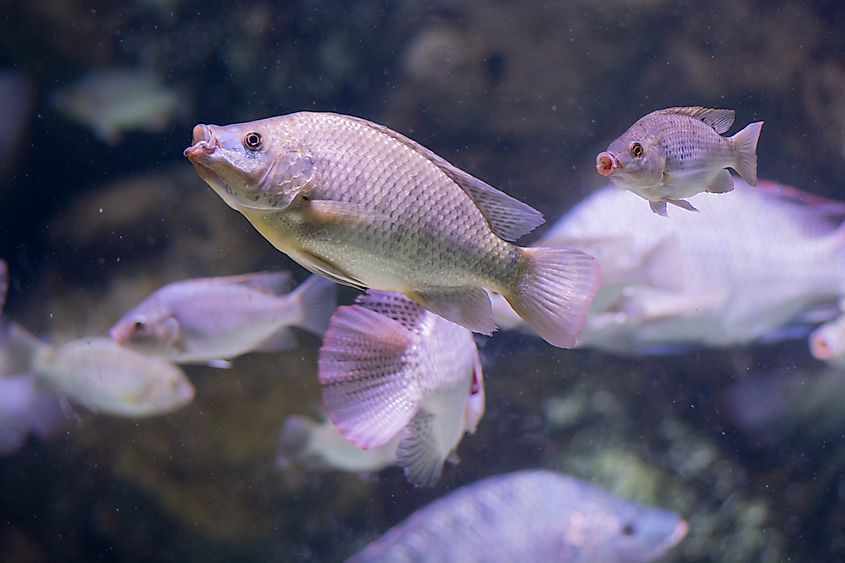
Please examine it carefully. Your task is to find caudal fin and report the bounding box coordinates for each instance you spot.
[731,121,763,186]
[291,275,338,336]
[504,247,599,348]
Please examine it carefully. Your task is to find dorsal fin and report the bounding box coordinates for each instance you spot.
[207,271,294,296]
[339,114,545,242]
[655,107,735,134]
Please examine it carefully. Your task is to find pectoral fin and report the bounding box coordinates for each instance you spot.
[287,247,367,291]
[306,199,389,226]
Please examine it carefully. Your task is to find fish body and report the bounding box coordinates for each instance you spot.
[109,272,336,364]
[347,470,688,563]
[494,181,845,354]
[277,415,399,473]
[184,111,599,348]
[52,69,181,144]
[318,290,485,486]
[33,338,194,418]
[596,107,763,215]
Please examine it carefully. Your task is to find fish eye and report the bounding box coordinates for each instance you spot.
[133,319,146,331]
[243,131,263,151]
[620,522,636,536]
[630,142,644,158]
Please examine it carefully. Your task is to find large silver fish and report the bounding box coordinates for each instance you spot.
[184,112,599,348]
[318,290,485,487]
[596,106,763,216]
[109,272,336,364]
[346,470,688,562]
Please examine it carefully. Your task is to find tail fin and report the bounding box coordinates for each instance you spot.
[504,247,599,348]
[291,275,338,336]
[731,121,763,186]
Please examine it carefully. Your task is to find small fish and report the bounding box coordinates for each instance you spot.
[318,290,485,487]
[596,106,763,216]
[277,414,399,473]
[493,181,845,354]
[32,338,194,418]
[346,470,688,562]
[809,312,845,368]
[0,374,67,457]
[110,272,336,364]
[52,69,182,144]
[184,112,599,348]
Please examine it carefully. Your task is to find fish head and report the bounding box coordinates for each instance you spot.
[809,321,845,362]
[597,127,665,190]
[463,353,486,433]
[110,308,181,356]
[184,118,314,211]
[597,503,688,561]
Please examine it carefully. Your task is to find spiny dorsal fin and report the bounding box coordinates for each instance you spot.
[339,114,545,242]
[655,107,735,134]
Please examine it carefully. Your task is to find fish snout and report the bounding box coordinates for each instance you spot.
[595,151,618,176]
[810,331,833,360]
[184,124,218,160]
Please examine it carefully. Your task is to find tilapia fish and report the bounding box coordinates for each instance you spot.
[596,106,763,215]
[319,290,485,486]
[347,470,688,563]
[184,112,599,348]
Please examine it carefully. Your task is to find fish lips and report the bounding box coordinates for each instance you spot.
[595,151,620,176]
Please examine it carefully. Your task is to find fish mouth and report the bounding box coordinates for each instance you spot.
[595,151,619,176]
[810,333,832,360]
[184,124,217,161]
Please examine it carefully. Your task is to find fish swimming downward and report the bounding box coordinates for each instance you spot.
[318,290,485,486]
[346,470,688,563]
[596,106,763,216]
[110,272,336,365]
[184,112,599,348]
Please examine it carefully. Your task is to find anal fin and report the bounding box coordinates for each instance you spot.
[705,170,734,194]
[666,199,699,213]
[649,200,668,216]
[406,287,495,335]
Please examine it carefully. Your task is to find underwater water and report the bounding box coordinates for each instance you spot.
[2,1,845,561]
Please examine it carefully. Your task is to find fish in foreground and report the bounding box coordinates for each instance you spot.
[346,470,688,563]
[110,272,336,364]
[51,69,182,144]
[32,338,194,418]
[492,181,845,354]
[184,111,599,348]
[596,106,763,216]
[318,290,485,486]
[277,414,399,473]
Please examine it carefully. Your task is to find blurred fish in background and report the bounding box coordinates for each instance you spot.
[50,68,185,144]
[277,414,399,474]
[319,290,485,487]
[110,272,336,366]
[494,181,845,355]
[346,470,688,563]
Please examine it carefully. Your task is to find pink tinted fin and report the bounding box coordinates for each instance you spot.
[396,410,446,487]
[0,259,7,313]
[339,114,545,242]
[406,287,495,335]
[505,247,599,348]
[318,305,418,448]
[706,170,734,194]
[289,275,338,335]
[640,235,685,291]
[666,199,699,212]
[649,200,668,216]
[355,290,430,333]
[655,107,735,134]
[731,121,763,186]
